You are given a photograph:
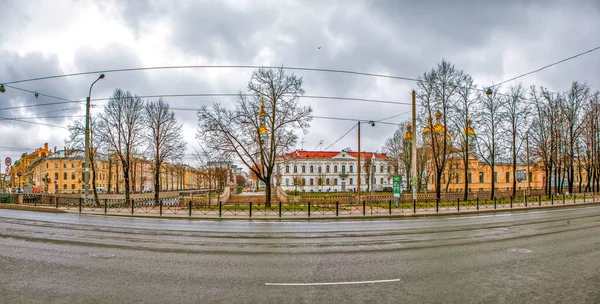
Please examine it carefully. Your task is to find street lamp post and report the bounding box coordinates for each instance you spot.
[84,74,105,205]
[357,120,375,203]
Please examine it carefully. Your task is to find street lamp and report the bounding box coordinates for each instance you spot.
[486,87,493,97]
[84,74,105,205]
[357,120,375,203]
[0,84,5,93]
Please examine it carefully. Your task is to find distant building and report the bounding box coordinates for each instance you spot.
[277,150,389,192]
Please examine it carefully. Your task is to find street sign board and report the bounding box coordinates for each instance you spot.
[5,157,12,166]
[393,176,401,198]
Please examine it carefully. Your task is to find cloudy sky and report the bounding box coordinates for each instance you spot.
[1,0,599,168]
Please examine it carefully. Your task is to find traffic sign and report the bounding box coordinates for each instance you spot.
[17,171,22,177]
[393,176,401,198]
[5,157,12,166]
[5,167,10,176]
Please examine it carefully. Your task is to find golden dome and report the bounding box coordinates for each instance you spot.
[463,120,475,135]
[404,124,413,139]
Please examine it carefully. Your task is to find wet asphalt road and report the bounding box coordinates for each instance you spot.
[1,205,599,303]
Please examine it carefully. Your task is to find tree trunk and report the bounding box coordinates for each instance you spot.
[91,155,100,207]
[264,178,272,207]
[154,163,160,205]
[108,158,112,194]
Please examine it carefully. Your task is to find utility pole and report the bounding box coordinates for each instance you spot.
[411,90,417,202]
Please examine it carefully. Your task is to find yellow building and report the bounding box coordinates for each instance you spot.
[10,143,53,189]
[28,149,109,194]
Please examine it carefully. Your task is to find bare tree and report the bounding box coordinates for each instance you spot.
[197,67,312,206]
[474,85,504,199]
[448,76,476,200]
[417,60,466,201]
[145,98,186,205]
[381,121,412,190]
[562,82,589,193]
[97,89,145,202]
[501,84,530,197]
[66,118,101,206]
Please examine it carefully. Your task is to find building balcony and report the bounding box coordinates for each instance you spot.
[339,172,349,178]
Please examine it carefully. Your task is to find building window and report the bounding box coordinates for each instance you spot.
[310,178,314,186]
[286,166,290,173]
[442,174,446,184]
[350,178,353,185]
[46,163,48,169]
[302,179,306,186]
[326,165,330,173]
[529,172,533,182]
[318,166,322,173]
[285,178,289,186]
[72,163,75,168]
[294,166,298,173]
[63,184,67,190]
[334,178,338,185]
[334,165,338,173]
[506,172,510,182]
[380,178,384,184]
[71,172,75,180]
[310,165,314,173]
[63,172,67,180]
[380,166,384,173]
[342,165,346,174]
[71,184,75,189]
[317,178,322,186]
[302,165,306,173]
[326,178,330,185]
[479,172,484,183]
[63,163,66,168]
[494,172,498,183]
[350,165,353,173]
[387,166,391,173]
[467,172,472,183]
[455,173,459,184]
[54,162,58,168]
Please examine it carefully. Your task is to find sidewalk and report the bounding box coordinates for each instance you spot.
[2,196,599,220]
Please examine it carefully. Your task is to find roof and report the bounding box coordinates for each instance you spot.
[45,149,85,159]
[281,150,387,159]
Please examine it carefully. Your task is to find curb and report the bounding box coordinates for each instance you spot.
[0,204,67,213]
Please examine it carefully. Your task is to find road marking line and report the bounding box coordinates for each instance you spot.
[265,278,400,286]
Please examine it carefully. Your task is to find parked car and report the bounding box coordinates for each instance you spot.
[95,187,107,194]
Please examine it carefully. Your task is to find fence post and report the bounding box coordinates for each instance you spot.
[476,197,479,211]
[457,198,460,212]
[413,199,416,214]
[388,200,392,215]
[249,202,253,218]
[336,201,339,217]
[55,196,58,209]
[525,195,528,207]
[219,201,222,218]
[104,198,107,214]
[159,200,163,216]
[279,202,282,218]
[362,201,366,216]
[583,191,586,203]
[189,200,192,217]
[494,197,497,209]
[573,192,576,205]
[551,194,554,205]
[436,198,439,213]
[79,197,82,213]
[34,196,37,207]
[538,195,541,206]
[510,196,513,209]
[308,201,311,217]
[562,193,565,205]
[131,199,134,215]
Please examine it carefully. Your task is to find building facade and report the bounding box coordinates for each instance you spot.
[277,150,390,193]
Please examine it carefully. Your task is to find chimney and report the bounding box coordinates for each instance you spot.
[44,143,48,151]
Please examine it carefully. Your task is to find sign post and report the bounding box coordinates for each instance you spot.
[393,176,401,207]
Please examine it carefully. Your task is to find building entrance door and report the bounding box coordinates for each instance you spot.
[341,181,346,191]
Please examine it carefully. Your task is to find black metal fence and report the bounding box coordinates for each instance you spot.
[1,191,597,218]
